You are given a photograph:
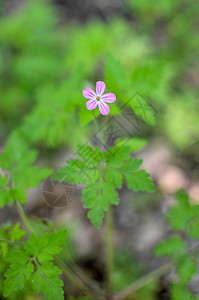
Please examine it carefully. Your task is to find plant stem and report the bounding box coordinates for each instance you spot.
[16,201,36,234]
[105,205,114,298]
[92,110,105,151]
[112,262,173,300]
[92,110,98,130]
[69,262,104,298]
[0,237,25,244]
[55,256,102,300]
[92,111,114,298]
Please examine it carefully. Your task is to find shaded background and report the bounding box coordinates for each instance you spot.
[0,0,199,299]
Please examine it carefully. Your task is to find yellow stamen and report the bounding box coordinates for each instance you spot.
[96,96,100,101]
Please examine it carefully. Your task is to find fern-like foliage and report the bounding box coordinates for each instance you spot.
[3,230,67,300]
[155,190,199,299]
[0,131,52,207]
[54,138,154,228]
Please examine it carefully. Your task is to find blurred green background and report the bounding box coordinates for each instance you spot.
[0,0,199,299]
[1,0,199,152]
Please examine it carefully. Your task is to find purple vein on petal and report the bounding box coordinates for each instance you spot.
[96,81,106,96]
[98,101,110,115]
[86,99,98,110]
[101,93,116,103]
[83,87,96,99]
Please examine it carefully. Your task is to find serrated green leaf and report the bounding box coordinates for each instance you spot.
[9,187,26,204]
[167,191,199,230]
[54,146,101,185]
[25,231,67,263]
[121,159,154,192]
[106,169,122,188]
[82,181,119,228]
[31,262,64,300]
[105,147,133,168]
[121,158,143,172]
[10,223,26,241]
[171,283,197,300]
[77,144,102,166]
[0,223,25,256]
[0,176,14,207]
[53,165,85,184]
[127,93,156,126]
[177,256,196,284]
[4,260,34,297]
[105,52,131,97]
[12,166,53,189]
[115,138,147,152]
[5,249,30,264]
[188,220,199,238]
[155,236,184,260]
[0,132,53,206]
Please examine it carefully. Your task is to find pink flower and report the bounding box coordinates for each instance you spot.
[82,81,116,115]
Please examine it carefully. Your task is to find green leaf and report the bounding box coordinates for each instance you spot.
[31,262,64,300]
[4,260,34,297]
[0,175,12,207]
[177,256,196,284]
[0,132,53,206]
[155,236,185,260]
[127,93,156,126]
[115,138,147,152]
[105,147,133,168]
[4,230,66,298]
[106,169,123,188]
[166,190,199,230]
[79,105,100,126]
[82,181,119,228]
[121,159,154,192]
[188,220,199,238]
[13,166,53,189]
[105,52,131,98]
[53,165,85,184]
[105,54,156,125]
[25,231,67,263]
[171,283,197,300]
[5,249,30,264]
[0,222,25,256]
[10,223,26,241]
[77,144,102,166]
[121,158,143,172]
[9,187,26,204]
[53,146,101,184]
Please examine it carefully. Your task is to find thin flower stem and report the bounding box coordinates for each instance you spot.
[0,237,25,244]
[92,110,105,151]
[112,262,173,300]
[105,205,114,298]
[92,110,98,131]
[55,256,102,300]
[16,201,36,234]
[16,201,100,299]
[68,262,104,298]
[92,111,114,298]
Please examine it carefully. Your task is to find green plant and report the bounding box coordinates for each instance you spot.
[155,191,199,299]
[0,0,199,299]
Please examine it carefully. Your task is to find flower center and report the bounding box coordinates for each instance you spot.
[96,96,100,101]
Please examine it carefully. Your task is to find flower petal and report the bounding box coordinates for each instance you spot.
[98,101,110,115]
[83,87,96,99]
[96,81,106,96]
[101,93,116,103]
[86,99,98,110]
